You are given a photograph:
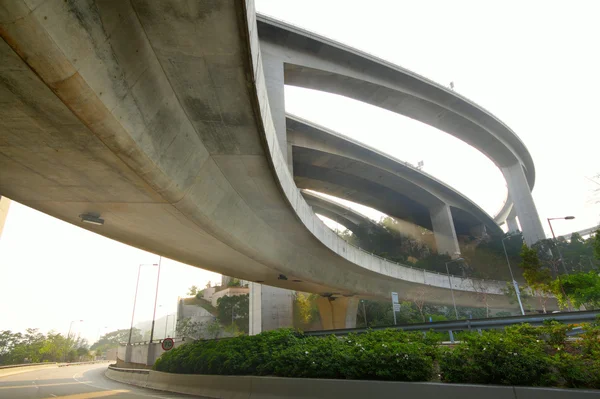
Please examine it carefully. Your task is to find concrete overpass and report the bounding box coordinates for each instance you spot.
[301,190,381,236]
[257,14,544,246]
[0,1,548,328]
[288,114,504,256]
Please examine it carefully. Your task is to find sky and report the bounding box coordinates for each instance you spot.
[1,0,599,343]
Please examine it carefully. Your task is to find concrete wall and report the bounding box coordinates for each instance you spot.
[210,287,249,307]
[118,340,187,367]
[249,283,294,335]
[106,366,599,399]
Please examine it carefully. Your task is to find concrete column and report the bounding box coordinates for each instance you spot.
[260,46,288,166]
[430,204,461,258]
[506,206,520,233]
[249,282,294,335]
[316,296,359,330]
[501,163,545,245]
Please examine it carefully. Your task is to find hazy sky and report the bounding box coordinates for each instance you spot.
[1,0,599,343]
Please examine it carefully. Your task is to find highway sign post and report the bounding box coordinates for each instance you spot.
[391,292,399,325]
[161,337,174,351]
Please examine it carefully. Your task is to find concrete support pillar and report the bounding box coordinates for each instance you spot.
[506,206,520,233]
[430,204,461,258]
[501,163,545,245]
[249,282,294,335]
[316,296,359,330]
[260,47,289,168]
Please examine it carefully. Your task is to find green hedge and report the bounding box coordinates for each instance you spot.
[154,321,600,389]
[155,329,435,381]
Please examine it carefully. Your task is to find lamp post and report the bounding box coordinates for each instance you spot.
[547,216,575,275]
[547,217,575,312]
[445,258,464,320]
[149,256,163,343]
[164,314,175,339]
[501,234,525,315]
[128,262,159,345]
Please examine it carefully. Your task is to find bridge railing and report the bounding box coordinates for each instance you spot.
[344,236,508,293]
[304,310,600,342]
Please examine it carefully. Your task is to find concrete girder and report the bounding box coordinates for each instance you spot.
[301,190,379,235]
[0,0,548,311]
[287,115,503,238]
[257,15,544,246]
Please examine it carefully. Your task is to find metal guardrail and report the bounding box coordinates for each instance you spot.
[120,338,186,346]
[305,310,600,338]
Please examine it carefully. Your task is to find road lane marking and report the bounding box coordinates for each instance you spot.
[41,390,127,398]
[0,381,93,389]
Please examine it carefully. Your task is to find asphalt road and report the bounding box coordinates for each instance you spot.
[0,363,206,398]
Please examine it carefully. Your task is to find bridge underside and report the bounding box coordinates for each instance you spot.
[0,1,548,316]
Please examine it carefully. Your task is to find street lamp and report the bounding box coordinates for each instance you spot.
[501,234,525,315]
[128,262,159,345]
[164,314,175,338]
[445,258,464,320]
[547,216,575,275]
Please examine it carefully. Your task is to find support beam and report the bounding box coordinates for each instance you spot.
[502,163,545,245]
[249,283,294,335]
[316,296,359,330]
[260,47,289,169]
[430,204,461,258]
[506,207,520,233]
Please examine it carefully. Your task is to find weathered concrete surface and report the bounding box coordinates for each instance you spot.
[249,282,293,335]
[288,115,503,237]
[0,0,534,309]
[105,367,600,399]
[302,190,380,235]
[316,296,359,330]
[430,204,461,258]
[257,15,545,246]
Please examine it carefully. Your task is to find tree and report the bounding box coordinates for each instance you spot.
[502,282,533,313]
[216,294,249,334]
[294,292,319,329]
[227,278,241,287]
[409,289,427,322]
[472,280,494,317]
[0,329,90,365]
[551,271,600,309]
[91,328,142,351]
[187,285,199,296]
[518,244,553,312]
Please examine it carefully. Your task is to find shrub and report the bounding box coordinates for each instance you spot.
[541,320,570,347]
[155,329,434,382]
[440,330,552,386]
[551,353,600,389]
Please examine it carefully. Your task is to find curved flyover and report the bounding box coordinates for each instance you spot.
[302,190,381,235]
[0,1,535,313]
[288,115,504,242]
[257,14,545,245]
